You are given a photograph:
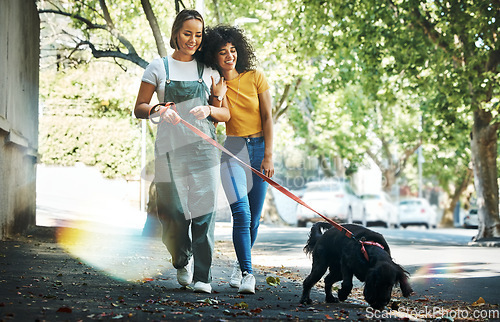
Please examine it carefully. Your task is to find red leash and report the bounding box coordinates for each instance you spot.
[149,103,387,260]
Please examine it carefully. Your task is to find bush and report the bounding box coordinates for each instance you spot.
[39,114,149,178]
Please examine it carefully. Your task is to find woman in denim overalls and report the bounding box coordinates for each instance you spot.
[134,10,229,293]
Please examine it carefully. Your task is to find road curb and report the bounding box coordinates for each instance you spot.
[468,239,500,247]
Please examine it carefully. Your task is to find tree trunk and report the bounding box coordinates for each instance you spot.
[261,191,287,226]
[333,155,345,178]
[319,154,335,177]
[442,168,473,228]
[382,168,396,194]
[470,109,500,240]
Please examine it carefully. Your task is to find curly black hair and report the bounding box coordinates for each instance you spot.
[200,25,257,74]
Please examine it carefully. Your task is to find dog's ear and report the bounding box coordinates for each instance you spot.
[397,266,414,297]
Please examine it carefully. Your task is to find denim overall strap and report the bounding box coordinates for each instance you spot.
[196,60,210,97]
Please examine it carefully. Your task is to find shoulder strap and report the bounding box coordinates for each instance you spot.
[196,60,210,96]
[162,57,170,83]
[196,60,204,79]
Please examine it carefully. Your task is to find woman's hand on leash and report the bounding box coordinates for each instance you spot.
[190,105,211,120]
[261,157,274,178]
[162,108,181,124]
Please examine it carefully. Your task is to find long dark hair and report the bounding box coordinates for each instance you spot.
[170,9,205,50]
[201,25,256,73]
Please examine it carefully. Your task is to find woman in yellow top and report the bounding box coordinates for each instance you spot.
[202,25,274,294]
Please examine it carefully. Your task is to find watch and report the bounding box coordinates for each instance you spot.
[216,95,223,102]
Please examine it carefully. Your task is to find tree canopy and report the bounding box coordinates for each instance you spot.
[38,0,499,239]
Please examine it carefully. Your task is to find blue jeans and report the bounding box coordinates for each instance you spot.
[221,136,269,274]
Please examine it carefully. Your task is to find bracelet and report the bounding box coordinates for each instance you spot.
[208,105,212,117]
[148,105,160,117]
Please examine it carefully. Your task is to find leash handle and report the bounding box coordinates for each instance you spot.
[149,102,178,125]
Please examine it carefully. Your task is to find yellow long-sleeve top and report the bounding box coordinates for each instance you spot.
[225,70,270,137]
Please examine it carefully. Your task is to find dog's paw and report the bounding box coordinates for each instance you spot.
[338,290,349,302]
[325,295,339,303]
[299,297,312,305]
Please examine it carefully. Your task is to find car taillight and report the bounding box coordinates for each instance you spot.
[421,208,426,213]
[336,194,344,198]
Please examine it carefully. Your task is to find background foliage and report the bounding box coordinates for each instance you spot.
[38,54,151,178]
[38,0,499,232]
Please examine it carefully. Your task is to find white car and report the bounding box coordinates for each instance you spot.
[357,192,398,227]
[398,198,437,229]
[296,180,364,227]
[463,208,479,228]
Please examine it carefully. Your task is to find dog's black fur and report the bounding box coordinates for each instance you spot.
[300,222,413,309]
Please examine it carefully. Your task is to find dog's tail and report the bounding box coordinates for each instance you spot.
[303,222,332,255]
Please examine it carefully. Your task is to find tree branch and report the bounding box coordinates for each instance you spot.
[175,0,186,14]
[273,77,302,122]
[397,140,422,176]
[39,3,147,69]
[38,9,106,29]
[79,41,149,68]
[409,3,462,65]
[380,135,394,169]
[99,0,114,29]
[212,0,223,24]
[486,49,500,73]
[273,84,291,118]
[141,0,168,57]
[366,148,384,171]
[97,0,139,58]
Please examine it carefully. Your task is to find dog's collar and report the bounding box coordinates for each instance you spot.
[360,241,385,262]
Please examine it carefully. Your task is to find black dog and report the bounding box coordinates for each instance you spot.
[300,222,413,309]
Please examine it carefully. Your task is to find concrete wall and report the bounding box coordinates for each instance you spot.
[0,0,40,239]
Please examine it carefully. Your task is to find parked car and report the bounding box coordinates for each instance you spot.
[463,208,479,228]
[296,180,364,227]
[357,192,398,227]
[397,197,437,229]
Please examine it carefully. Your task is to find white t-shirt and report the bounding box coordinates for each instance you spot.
[141,56,220,102]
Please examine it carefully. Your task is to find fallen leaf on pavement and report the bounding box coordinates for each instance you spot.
[235,302,249,309]
[56,306,72,313]
[266,276,280,286]
[472,297,485,306]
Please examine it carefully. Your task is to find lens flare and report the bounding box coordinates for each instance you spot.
[412,262,496,280]
[56,221,172,282]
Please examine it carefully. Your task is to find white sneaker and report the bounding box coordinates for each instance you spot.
[176,257,193,286]
[229,260,241,288]
[193,281,212,293]
[238,272,255,294]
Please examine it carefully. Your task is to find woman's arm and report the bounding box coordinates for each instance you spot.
[209,75,230,122]
[259,89,274,177]
[134,81,156,119]
[134,81,180,124]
